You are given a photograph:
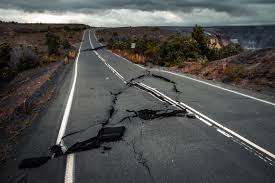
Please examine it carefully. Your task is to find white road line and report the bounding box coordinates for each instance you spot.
[217,129,232,138]
[64,154,75,183]
[179,101,275,160]
[56,30,85,144]
[155,69,275,107]
[88,29,275,164]
[196,115,212,126]
[89,30,126,83]
[56,30,85,183]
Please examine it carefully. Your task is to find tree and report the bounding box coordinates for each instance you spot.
[191,25,209,56]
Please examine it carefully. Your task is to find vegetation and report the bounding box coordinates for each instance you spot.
[224,65,244,82]
[107,25,242,66]
[0,43,39,81]
[62,39,71,49]
[45,32,60,55]
[0,43,14,80]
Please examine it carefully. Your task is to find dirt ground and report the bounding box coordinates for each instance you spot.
[0,23,88,163]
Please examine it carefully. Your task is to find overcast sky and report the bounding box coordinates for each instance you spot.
[0,0,274,26]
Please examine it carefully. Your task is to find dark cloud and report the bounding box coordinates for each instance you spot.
[0,0,274,26]
[0,0,274,15]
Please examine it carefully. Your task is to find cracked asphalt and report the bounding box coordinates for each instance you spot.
[1,29,275,183]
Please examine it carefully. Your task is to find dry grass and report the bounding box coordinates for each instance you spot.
[112,49,146,64]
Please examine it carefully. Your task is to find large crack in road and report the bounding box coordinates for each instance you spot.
[18,68,187,172]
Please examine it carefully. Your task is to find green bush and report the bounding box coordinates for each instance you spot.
[192,25,209,56]
[105,25,242,66]
[157,35,201,66]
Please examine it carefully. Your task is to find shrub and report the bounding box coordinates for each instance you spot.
[219,43,242,59]
[157,35,201,66]
[144,41,159,57]
[45,32,60,55]
[110,40,130,50]
[62,39,71,49]
[0,43,13,80]
[0,43,11,63]
[224,65,244,82]
[10,45,39,71]
[0,44,39,81]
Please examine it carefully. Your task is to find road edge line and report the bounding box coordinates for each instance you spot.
[157,69,275,107]
[56,30,85,183]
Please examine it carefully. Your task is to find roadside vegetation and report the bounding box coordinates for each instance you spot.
[0,24,86,82]
[102,25,242,66]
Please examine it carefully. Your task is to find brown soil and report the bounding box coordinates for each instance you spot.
[174,48,275,93]
[0,62,65,163]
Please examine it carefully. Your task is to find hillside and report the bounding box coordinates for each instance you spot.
[179,48,275,94]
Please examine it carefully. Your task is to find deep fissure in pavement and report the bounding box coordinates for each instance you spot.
[82,45,107,52]
[18,89,126,169]
[151,74,180,93]
[128,71,181,93]
[18,73,185,169]
[126,109,186,120]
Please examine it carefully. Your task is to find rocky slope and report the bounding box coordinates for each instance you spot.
[177,48,275,93]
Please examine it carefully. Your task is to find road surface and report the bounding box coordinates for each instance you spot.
[1,29,275,183]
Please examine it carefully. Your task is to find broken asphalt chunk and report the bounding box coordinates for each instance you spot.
[19,126,126,169]
[99,126,126,142]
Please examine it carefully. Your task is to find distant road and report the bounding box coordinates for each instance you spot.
[1,29,275,183]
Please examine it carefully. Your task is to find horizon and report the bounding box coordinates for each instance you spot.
[1,20,275,28]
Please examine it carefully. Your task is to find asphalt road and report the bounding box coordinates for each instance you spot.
[1,29,275,183]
